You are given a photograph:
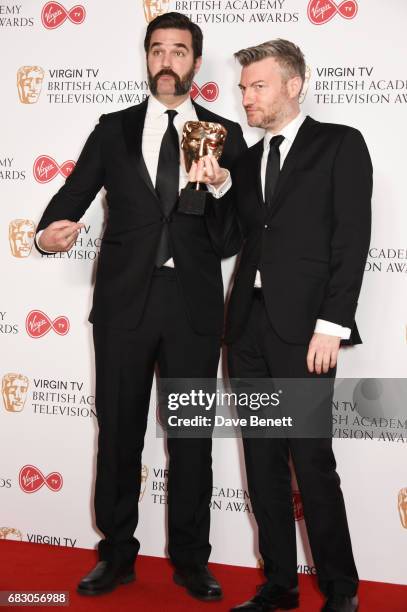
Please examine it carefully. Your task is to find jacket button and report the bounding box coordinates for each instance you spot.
[264,224,268,229]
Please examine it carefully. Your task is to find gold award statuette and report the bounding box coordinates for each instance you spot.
[179,121,228,215]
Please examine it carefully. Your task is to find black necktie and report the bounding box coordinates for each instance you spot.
[264,135,284,207]
[155,109,179,267]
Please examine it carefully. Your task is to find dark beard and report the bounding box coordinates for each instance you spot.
[148,66,195,96]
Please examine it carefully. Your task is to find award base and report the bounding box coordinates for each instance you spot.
[178,184,207,216]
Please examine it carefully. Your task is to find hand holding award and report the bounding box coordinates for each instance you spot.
[179,121,228,215]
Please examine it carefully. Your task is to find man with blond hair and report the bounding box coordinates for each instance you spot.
[226,39,372,612]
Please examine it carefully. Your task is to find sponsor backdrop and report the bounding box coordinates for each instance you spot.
[1,0,406,587]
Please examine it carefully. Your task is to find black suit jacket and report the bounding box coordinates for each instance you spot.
[36,98,247,335]
[225,116,372,345]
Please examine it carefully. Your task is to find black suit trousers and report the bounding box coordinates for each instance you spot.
[93,268,220,569]
[227,292,358,597]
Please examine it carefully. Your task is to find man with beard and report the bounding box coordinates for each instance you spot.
[35,12,246,602]
[226,39,371,612]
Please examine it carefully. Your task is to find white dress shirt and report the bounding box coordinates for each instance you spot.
[255,111,351,340]
[142,95,229,267]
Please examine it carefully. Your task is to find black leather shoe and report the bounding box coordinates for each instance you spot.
[173,565,222,601]
[230,583,299,611]
[77,560,135,596]
[321,594,359,612]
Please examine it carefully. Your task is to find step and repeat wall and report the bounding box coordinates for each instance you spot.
[1,0,406,586]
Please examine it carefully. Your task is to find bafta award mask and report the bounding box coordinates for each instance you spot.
[143,0,170,23]
[178,121,228,215]
[9,219,36,258]
[398,487,407,528]
[17,66,44,104]
[139,465,149,501]
[181,121,228,173]
[2,373,29,412]
[299,65,311,105]
[0,527,23,541]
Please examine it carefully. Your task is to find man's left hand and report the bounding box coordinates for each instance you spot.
[189,156,229,190]
[306,333,341,374]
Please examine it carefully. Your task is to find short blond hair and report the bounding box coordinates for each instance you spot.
[234,39,305,84]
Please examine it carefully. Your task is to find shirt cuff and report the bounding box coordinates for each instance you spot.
[206,170,231,199]
[315,319,351,340]
[36,230,57,254]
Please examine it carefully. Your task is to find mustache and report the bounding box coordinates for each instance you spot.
[151,68,182,86]
[148,66,195,96]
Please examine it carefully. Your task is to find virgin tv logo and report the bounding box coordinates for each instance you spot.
[19,465,63,493]
[33,155,75,183]
[191,82,219,102]
[41,2,86,29]
[26,310,70,339]
[307,0,358,25]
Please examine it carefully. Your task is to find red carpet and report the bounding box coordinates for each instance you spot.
[1,541,406,611]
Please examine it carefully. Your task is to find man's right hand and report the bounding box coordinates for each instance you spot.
[38,220,84,252]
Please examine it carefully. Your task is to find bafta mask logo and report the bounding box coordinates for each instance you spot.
[139,465,149,501]
[181,121,227,173]
[2,373,29,413]
[0,527,23,541]
[17,66,45,104]
[398,488,407,529]
[143,0,170,23]
[293,490,304,521]
[9,219,36,258]
[299,66,311,104]
[307,0,358,25]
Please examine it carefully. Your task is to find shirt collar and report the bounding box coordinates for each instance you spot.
[263,111,306,151]
[147,95,195,119]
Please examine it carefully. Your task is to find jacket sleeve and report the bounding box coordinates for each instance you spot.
[35,116,106,254]
[318,128,372,327]
[205,123,247,258]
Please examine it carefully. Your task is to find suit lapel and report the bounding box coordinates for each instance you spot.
[266,116,318,218]
[122,97,161,205]
[192,100,211,122]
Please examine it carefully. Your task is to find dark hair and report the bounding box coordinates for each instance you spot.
[144,12,203,60]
